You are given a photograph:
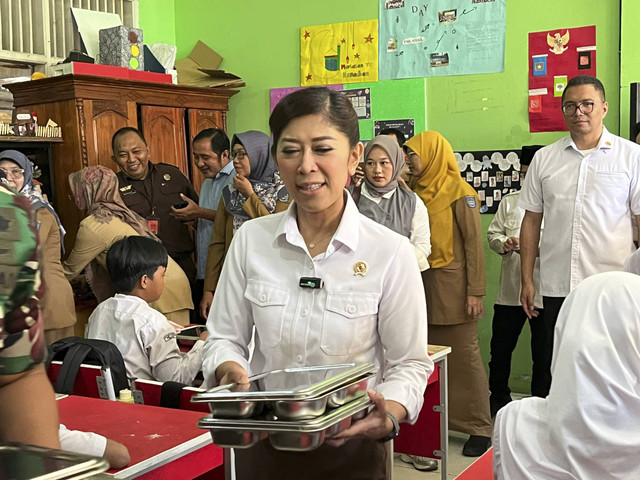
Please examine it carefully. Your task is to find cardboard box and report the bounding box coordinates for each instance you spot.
[50,62,172,84]
[175,40,243,88]
[99,25,144,71]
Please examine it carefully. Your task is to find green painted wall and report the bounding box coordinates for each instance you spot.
[138,0,176,45]
[620,0,640,140]
[140,1,625,394]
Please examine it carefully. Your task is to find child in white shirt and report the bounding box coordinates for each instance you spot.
[59,424,130,469]
[86,236,208,385]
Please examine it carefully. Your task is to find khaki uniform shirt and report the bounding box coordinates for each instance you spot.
[117,163,198,256]
[422,196,486,325]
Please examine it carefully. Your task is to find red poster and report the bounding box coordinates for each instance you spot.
[528,25,596,133]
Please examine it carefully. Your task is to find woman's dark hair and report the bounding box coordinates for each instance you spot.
[193,128,230,156]
[269,87,360,155]
[106,236,168,293]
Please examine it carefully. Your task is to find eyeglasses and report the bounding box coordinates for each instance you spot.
[0,167,25,178]
[562,101,595,116]
[231,150,248,161]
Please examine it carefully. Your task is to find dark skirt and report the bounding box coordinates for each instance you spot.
[234,437,391,480]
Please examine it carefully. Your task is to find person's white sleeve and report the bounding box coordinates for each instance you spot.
[202,226,254,387]
[375,236,434,423]
[629,150,640,216]
[624,248,640,275]
[518,152,544,213]
[59,424,107,457]
[139,317,204,385]
[487,198,509,255]
[410,193,431,271]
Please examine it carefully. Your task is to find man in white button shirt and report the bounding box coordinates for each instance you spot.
[519,75,640,396]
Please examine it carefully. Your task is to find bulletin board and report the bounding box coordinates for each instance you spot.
[455,149,522,214]
[528,25,596,132]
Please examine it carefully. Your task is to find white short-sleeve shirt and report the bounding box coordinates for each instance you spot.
[519,127,640,296]
[203,193,433,423]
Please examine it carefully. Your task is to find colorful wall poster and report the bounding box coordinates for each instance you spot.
[528,25,596,132]
[301,19,378,86]
[270,84,343,112]
[343,88,371,119]
[456,149,522,214]
[379,0,506,80]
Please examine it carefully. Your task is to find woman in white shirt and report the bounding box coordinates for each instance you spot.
[348,134,431,271]
[494,271,640,480]
[203,87,433,480]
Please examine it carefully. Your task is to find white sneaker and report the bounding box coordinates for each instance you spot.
[399,454,438,471]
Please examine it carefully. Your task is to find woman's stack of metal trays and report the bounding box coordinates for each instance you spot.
[194,363,375,451]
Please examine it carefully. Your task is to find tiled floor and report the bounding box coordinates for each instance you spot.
[394,431,478,479]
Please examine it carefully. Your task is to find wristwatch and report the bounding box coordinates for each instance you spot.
[378,412,400,442]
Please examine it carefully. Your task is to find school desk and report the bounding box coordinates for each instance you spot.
[394,344,451,480]
[57,395,223,479]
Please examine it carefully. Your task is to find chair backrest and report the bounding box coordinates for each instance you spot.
[48,337,128,396]
[133,378,210,412]
[47,361,117,400]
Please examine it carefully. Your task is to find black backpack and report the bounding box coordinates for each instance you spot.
[48,337,129,397]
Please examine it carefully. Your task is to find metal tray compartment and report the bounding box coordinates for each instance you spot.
[198,395,371,452]
[192,363,375,420]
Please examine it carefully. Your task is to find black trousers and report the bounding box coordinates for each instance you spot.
[488,304,549,400]
[540,296,566,395]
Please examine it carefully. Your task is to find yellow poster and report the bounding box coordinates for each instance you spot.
[301,19,378,86]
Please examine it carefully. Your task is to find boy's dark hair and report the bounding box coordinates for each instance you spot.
[111,127,147,153]
[561,75,606,102]
[378,128,406,147]
[193,128,230,156]
[106,236,168,293]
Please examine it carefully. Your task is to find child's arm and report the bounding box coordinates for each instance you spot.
[104,438,131,469]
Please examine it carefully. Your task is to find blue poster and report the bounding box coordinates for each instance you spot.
[379,0,506,80]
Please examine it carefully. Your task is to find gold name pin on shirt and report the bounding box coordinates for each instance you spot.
[354,261,368,276]
[163,173,171,181]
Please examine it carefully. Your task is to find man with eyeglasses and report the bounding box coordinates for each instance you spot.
[518,75,640,396]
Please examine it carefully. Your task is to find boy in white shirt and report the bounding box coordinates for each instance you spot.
[86,236,208,385]
[59,424,130,469]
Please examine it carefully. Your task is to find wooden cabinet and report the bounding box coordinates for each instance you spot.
[7,75,238,254]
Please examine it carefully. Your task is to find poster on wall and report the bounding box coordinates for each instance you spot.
[374,119,415,141]
[378,0,506,80]
[343,88,371,119]
[528,25,596,133]
[455,149,522,214]
[301,19,378,86]
[270,85,343,112]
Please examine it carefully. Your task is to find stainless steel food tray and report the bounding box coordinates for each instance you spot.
[191,363,375,420]
[198,395,371,451]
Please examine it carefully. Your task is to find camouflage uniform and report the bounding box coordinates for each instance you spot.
[0,184,46,374]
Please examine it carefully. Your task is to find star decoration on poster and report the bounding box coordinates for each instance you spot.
[300,19,378,85]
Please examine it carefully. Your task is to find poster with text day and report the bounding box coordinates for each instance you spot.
[379,0,506,80]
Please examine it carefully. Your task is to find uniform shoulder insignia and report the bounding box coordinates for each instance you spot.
[465,196,477,208]
[163,332,177,342]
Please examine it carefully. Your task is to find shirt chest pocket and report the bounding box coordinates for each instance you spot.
[244,280,289,347]
[321,292,379,356]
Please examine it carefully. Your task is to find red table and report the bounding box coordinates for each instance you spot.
[57,395,223,479]
[394,344,451,480]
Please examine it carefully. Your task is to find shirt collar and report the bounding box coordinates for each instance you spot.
[362,182,395,199]
[276,190,360,255]
[216,162,235,179]
[564,126,613,153]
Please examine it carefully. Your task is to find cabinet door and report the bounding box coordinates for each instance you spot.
[187,109,226,193]
[84,99,137,172]
[140,105,189,177]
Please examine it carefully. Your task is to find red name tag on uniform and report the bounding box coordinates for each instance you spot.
[147,218,159,234]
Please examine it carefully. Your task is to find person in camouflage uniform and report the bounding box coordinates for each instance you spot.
[0,178,59,448]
